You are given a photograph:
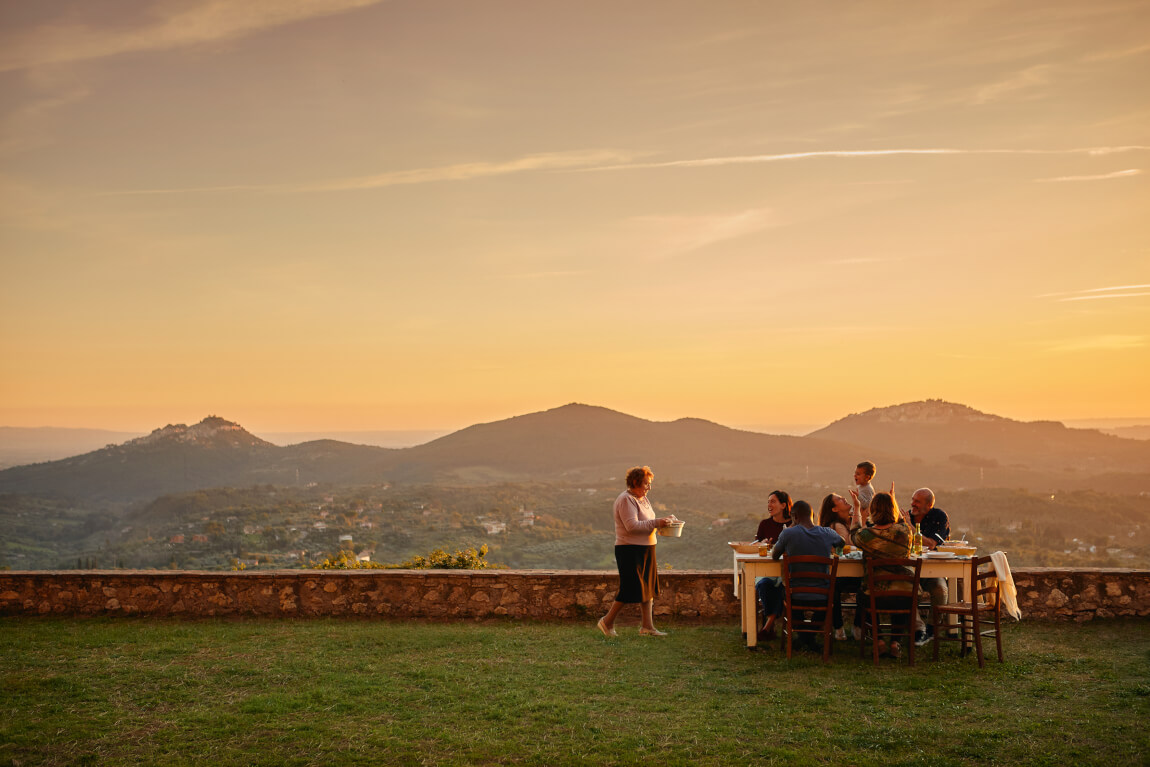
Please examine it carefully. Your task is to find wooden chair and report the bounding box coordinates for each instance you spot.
[779,554,838,661]
[932,555,1003,667]
[858,557,922,666]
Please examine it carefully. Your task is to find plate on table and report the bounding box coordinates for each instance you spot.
[922,551,955,559]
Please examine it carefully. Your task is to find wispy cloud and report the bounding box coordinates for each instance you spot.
[505,270,589,281]
[625,207,777,259]
[1059,292,1150,302]
[0,0,386,73]
[584,146,1150,173]
[1036,169,1142,182]
[110,150,635,196]
[1083,42,1150,62]
[1046,335,1147,353]
[1037,284,1150,302]
[971,64,1052,105]
[828,256,902,265]
[108,145,1150,197]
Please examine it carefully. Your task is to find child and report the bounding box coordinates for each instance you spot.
[854,461,876,512]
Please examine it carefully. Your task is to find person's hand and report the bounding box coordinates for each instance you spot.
[889,481,896,497]
[657,517,674,528]
[923,537,938,550]
[848,488,860,507]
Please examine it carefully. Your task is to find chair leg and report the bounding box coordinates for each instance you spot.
[994,613,1004,663]
[932,608,941,661]
[871,609,882,666]
[973,614,985,668]
[822,607,833,662]
[782,606,792,658]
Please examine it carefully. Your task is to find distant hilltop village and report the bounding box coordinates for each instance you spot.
[129,416,273,448]
[856,400,1004,425]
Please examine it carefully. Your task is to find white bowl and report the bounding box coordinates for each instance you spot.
[658,521,685,537]
[728,541,758,554]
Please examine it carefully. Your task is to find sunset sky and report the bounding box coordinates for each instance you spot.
[1,0,1148,434]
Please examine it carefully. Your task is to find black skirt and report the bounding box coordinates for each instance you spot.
[614,544,659,603]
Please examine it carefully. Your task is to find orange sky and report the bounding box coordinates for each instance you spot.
[1,1,1147,433]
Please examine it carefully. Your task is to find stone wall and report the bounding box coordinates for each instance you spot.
[0,568,1146,622]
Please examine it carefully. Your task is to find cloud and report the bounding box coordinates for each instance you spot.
[971,64,1052,105]
[625,207,777,259]
[1046,335,1147,353]
[828,256,901,265]
[108,145,1150,197]
[0,0,386,73]
[1038,284,1150,301]
[1035,169,1142,182]
[584,146,1150,173]
[0,85,90,154]
[1059,292,1150,302]
[1083,42,1150,62]
[110,149,635,196]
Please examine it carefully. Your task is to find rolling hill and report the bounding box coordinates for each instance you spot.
[0,402,1147,502]
[809,400,1150,477]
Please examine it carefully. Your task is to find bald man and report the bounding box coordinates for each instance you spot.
[910,488,951,645]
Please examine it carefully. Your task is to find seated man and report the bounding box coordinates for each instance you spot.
[770,500,843,649]
[909,487,951,645]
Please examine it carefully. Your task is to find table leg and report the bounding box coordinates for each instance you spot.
[743,569,758,648]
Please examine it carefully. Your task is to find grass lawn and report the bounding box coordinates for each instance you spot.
[2,617,1147,766]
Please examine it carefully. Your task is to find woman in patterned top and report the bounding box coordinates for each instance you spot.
[849,489,913,658]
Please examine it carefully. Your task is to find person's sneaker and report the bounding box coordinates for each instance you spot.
[914,629,932,647]
[852,626,862,642]
[834,628,847,641]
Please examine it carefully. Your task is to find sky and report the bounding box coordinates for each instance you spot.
[1,0,1148,434]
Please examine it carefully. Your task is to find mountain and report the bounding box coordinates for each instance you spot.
[395,403,873,483]
[808,400,1150,478]
[0,417,282,500]
[1,402,1147,502]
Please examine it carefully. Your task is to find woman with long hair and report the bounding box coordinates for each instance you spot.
[753,489,793,640]
[820,492,858,640]
[849,488,913,658]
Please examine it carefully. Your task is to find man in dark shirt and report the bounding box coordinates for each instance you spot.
[770,500,842,649]
[910,488,951,644]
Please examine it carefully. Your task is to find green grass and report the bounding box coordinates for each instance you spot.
[1,618,1147,766]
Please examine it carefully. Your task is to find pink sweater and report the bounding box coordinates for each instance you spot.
[614,491,659,546]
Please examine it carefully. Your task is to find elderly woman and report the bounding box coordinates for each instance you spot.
[820,493,858,640]
[753,490,793,640]
[596,466,675,638]
[849,488,913,658]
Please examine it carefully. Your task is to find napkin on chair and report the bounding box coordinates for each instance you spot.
[990,551,1022,621]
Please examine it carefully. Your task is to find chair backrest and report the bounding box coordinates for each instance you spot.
[781,554,837,604]
[970,555,1000,607]
[863,556,922,603]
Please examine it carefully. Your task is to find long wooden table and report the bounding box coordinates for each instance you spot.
[734,553,980,648]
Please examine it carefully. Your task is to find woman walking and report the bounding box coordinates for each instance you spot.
[597,466,674,637]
